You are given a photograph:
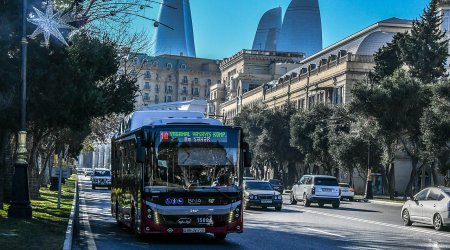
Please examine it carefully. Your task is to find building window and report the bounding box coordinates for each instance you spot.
[155,95,159,104]
[145,71,151,79]
[308,95,316,108]
[180,64,187,70]
[194,78,199,84]
[182,97,187,101]
[182,86,188,94]
[167,75,172,82]
[319,92,324,103]
[326,89,333,103]
[193,88,199,96]
[168,85,173,93]
[144,93,150,101]
[167,63,172,69]
[337,86,344,104]
[167,96,172,102]
[155,85,160,93]
[207,79,212,85]
[156,73,159,81]
[144,82,150,90]
[183,76,188,84]
[444,10,450,32]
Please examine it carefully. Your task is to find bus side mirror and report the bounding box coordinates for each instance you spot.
[136,146,145,164]
[243,142,252,168]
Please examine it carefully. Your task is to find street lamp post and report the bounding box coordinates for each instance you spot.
[8,0,32,219]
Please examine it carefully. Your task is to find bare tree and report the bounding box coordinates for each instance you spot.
[53,0,175,52]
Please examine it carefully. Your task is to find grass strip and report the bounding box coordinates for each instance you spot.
[0,175,76,250]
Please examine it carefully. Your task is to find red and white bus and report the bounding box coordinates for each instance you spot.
[111,110,250,240]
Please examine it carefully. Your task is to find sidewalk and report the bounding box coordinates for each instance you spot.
[354,195,405,207]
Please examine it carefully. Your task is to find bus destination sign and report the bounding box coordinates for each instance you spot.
[160,131,228,143]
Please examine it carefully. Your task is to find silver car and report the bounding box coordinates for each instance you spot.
[401,186,450,231]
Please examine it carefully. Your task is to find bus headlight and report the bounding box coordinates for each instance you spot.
[229,205,241,223]
[154,211,160,224]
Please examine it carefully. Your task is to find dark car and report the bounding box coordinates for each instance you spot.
[243,180,282,211]
[269,179,284,194]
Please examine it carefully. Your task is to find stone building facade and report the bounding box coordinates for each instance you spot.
[218,18,412,123]
[209,50,303,119]
[124,54,221,110]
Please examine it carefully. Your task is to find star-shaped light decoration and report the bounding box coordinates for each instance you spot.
[27,1,78,46]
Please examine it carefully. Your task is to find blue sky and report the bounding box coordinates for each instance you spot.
[138,0,430,59]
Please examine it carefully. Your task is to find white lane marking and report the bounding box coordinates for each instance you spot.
[305,228,345,238]
[298,207,450,238]
[79,181,98,250]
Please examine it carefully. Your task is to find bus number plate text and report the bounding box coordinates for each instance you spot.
[183,228,205,233]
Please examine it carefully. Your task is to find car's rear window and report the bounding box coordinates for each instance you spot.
[94,170,111,176]
[339,184,350,188]
[314,178,338,186]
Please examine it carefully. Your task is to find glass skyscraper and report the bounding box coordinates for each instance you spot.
[152,0,196,57]
[277,0,322,56]
[252,7,282,51]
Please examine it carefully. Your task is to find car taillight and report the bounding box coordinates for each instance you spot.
[312,187,315,195]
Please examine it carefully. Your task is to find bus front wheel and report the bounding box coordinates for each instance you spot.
[214,233,227,240]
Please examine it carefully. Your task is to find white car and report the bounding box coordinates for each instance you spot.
[290,175,341,208]
[401,186,450,231]
[339,183,354,201]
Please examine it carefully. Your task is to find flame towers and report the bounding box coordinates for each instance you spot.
[252,0,322,57]
[252,7,282,51]
[152,0,196,57]
[278,0,322,56]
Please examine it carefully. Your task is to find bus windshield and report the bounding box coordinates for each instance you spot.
[149,128,239,191]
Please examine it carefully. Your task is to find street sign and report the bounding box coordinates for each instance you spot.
[51,167,70,178]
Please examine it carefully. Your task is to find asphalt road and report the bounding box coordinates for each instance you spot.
[73,175,450,250]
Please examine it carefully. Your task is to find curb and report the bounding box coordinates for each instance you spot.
[368,199,404,207]
[63,175,79,250]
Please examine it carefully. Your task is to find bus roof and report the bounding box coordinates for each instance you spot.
[118,110,223,135]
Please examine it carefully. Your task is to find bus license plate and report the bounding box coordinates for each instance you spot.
[261,200,272,203]
[183,228,205,233]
